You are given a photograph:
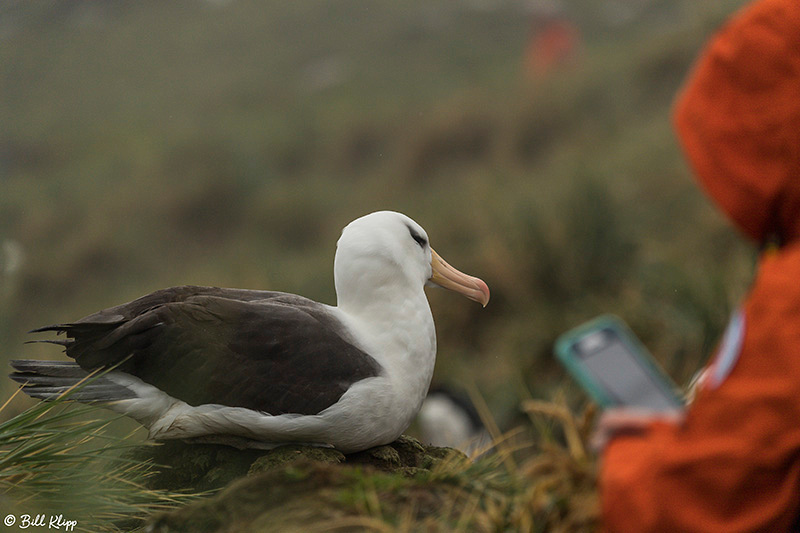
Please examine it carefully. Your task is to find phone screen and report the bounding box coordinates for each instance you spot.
[572,327,681,411]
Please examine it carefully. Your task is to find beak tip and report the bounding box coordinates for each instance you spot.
[472,278,490,307]
[429,248,490,307]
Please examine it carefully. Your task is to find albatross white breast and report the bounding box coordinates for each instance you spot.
[10,211,490,453]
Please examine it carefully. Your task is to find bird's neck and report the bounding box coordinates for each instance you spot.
[335,282,434,345]
[335,284,437,421]
[334,257,423,315]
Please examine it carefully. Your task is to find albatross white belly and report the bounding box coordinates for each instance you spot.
[10,211,489,453]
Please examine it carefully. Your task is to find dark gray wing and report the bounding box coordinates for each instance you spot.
[30,286,383,415]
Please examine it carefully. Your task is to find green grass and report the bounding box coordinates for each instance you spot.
[0,390,199,532]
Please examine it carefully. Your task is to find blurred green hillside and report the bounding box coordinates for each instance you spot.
[1,0,752,426]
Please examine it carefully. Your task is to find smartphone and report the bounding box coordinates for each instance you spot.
[555,315,684,411]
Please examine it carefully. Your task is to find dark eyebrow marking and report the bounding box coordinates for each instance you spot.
[406,225,428,247]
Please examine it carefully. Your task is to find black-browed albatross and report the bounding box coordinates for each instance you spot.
[10,211,489,453]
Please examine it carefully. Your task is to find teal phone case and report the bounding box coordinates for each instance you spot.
[554,315,683,409]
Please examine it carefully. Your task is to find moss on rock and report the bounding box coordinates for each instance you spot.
[247,445,345,475]
[126,441,270,492]
[128,435,466,492]
[136,436,472,532]
[146,461,353,533]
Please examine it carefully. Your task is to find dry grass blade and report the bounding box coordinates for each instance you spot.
[318,515,397,533]
[522,399,591,462]
[515,397,600,532]
[466,381,522,478]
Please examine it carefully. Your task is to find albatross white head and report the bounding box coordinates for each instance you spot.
[333,211,490,315]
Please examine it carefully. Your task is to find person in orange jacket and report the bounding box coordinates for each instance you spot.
[595,0,800,531]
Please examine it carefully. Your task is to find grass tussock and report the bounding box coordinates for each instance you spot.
[308,396,599,533]
[0,389,199,532]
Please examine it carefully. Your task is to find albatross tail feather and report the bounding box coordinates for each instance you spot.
[9,360,137,403]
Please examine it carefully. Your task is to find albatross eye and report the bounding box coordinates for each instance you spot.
[408,226,428,248]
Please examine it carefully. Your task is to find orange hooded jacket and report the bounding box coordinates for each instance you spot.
[601,0,800,531]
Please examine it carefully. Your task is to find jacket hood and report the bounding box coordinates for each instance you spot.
[673,0,800,245]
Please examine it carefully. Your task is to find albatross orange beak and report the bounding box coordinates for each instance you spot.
[429,249,490,307]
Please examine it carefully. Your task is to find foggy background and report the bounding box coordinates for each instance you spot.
[1,0,753,430]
